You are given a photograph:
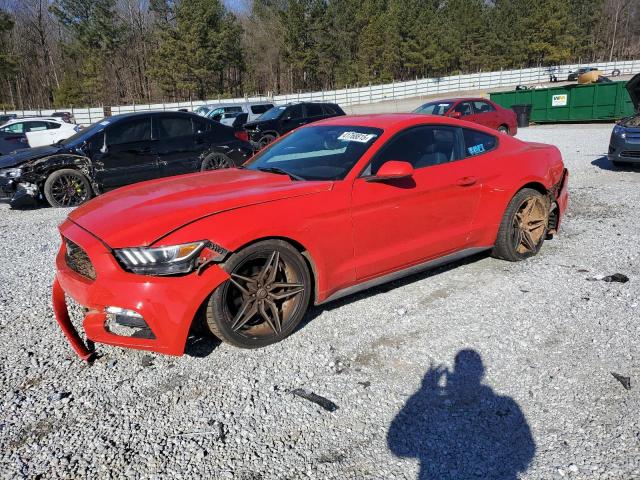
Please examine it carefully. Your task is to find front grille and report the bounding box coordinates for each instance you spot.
[65,238,96,280]
[621,150,640,158]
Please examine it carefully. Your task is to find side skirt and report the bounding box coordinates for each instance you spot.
[317,247,491,306]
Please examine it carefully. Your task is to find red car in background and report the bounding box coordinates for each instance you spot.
[53,114,567,360]
[415,98,518,135]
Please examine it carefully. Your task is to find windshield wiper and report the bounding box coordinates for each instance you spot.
[257,167,305,181]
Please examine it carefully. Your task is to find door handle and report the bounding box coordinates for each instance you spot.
[456,176,477,186]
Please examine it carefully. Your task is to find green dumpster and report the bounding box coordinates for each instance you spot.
[490,81,635,123]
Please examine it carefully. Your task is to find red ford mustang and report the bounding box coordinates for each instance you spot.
[414,98,518,135]
[53,114,568,360]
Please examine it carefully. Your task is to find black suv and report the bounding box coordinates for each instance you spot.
[244,102,345,148]
[0,111,253,208]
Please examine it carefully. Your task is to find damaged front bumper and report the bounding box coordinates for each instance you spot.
[53,219,231,360]
[0,174,40,208]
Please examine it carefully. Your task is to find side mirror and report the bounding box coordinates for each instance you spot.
[450,111,462,119]
[367,160,414,182]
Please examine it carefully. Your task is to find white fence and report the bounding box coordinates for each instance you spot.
[4,59,640,126]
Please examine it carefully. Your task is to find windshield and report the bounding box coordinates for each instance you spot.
[244,125,382,181]
[256,105,287,121]
[414,101,453,115]
[59,119,106,146]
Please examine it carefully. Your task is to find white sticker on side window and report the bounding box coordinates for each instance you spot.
[338,132,377,143]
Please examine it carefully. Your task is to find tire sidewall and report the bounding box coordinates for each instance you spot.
[44,168,92,208]
[207,240,311,348]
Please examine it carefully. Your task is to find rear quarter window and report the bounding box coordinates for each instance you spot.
[463,129,497,157]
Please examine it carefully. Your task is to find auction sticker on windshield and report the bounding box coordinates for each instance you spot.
[338,132,377,143]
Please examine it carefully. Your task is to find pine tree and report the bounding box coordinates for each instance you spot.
[151,0,244,100]
[51,0,122,105]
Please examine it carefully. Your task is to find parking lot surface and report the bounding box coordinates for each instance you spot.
[0,123,638,479]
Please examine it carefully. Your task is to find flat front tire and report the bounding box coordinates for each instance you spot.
[492,188,549,262]
[206,240,312,348]
[44,169,93,208]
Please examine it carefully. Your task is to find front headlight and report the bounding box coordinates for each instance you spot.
[613,125,627,139]
[114,241,211,275]
[0,168,22,179]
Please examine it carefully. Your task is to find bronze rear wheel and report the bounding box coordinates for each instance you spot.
[493,188,549,262]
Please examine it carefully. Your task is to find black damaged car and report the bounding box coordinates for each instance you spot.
[243,102,345,149]
[0,111,253,208]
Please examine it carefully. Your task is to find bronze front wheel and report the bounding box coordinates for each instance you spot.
[206,240,311,348]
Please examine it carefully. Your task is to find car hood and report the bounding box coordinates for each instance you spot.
[0,145,61,169]
[626,73,639,112]
[69,168,333,248]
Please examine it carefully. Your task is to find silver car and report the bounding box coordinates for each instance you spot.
[195,102,274,124]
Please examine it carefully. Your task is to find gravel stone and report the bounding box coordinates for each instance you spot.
[0,123,639,478]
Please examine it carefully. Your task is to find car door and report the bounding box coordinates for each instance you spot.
[0,123,27,152]
[95,116,159,189]
[451,101,476,123]
[156,115,204,177]
[472,100,499,129]
[22,121,56,147]
[32,121,71,146]
[351,125,483,280]
[278,104,306,134]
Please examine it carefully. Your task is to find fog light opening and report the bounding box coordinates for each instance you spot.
[104,307,155,339]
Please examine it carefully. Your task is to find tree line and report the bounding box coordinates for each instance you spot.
[0,0,638,110]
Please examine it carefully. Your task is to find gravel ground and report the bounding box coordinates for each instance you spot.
[0,123,639,479]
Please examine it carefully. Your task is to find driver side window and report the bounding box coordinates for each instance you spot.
[106,118,152,146]
[454,102,473,117]
[2,123,24,133]
[366,126,463,175]
[284,105,303,120]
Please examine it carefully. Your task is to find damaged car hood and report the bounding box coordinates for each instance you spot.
[0,145,61,169]
[68,168,333,248]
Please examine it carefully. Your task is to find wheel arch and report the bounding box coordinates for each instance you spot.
[23,154,94,191]
[518,181,548,196]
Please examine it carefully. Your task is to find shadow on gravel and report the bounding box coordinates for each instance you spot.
[184,334,221,358]
[591,155,640,172]
[387,349,535,480]
[298,251,491,332]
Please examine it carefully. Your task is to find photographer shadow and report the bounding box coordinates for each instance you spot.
[387,349,535,480]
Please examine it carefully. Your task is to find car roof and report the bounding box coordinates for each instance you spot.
[3,117,60,123]
[420,97,489,104]
[312,113,457,129]
[102,111,205,122]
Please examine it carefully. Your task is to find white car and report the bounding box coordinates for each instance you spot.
[0,118,81,148]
